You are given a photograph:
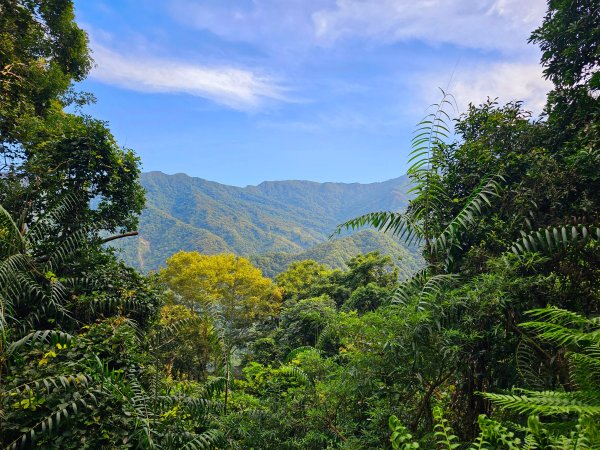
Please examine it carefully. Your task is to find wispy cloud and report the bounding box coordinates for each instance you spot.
[313,0,546,52]
[417,61,552,115]
[169,0,546,54]
[167,0,324,51]
[89,44,287,110]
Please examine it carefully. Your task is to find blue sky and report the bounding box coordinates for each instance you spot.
[74,0,551,186]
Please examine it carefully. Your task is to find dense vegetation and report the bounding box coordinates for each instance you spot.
[114,171,411,272]
[1,0,599,449]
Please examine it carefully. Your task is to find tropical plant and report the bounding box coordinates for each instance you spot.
[335,91,504,273]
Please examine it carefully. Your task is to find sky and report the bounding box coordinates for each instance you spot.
[74,0,552,187]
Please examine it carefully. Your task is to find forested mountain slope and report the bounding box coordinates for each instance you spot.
[251,229,421,278]
[115,171,413,272]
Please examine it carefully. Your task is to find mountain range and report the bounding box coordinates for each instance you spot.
[115,171,420,276]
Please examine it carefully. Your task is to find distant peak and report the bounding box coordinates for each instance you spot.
[141,171,408,188]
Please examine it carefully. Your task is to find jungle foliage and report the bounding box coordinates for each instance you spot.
[1,0,599,449]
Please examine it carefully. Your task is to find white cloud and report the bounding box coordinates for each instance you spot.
[417,61,552,116]
[312,0,547,52]
[89,44,287,110]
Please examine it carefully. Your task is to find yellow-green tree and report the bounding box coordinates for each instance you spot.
[160,252,282,409]
[160,252,282,338]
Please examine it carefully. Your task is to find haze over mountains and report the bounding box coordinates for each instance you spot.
[116,171,420,276]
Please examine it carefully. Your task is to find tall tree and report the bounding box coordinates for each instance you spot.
[0,0,144,235]
[160,251,282,346]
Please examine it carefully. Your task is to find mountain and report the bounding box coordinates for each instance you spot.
[115,171,416,274]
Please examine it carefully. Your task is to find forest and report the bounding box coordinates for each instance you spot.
[0,0,599,448]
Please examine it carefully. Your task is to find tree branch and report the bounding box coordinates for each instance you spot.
[100,231,138,244]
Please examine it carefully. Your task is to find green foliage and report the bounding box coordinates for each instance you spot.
[2,0,600,448]
[0,0,91,144]
[1,0,144,235]
[389,415,419,450]
[433,406,461,449]
[336,92,504,273]
[256,228,423,279]
[275,260,331,301]
[529,0,600,90]
[511,225,600,255]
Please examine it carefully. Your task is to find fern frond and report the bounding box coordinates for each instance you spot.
[431,175,504,268]
[433,406,461,449]
[278,365,311,386]
[515,337,547,389]
[392,270,458,308]
[199,376,227,398]
[483,390,600,416]
[332,211,424,246]
[7,329,74,353]
[42,228,92,273]
[510,225,600,256]
[477,415,522,449]
[521,322,599,347]
[6,392,95,450]
[389,415,420,449]
[285,346,323,363]
[179,429,223,450]
[315,323,335,350]
[25,193,84,246]
[7,373,91,396]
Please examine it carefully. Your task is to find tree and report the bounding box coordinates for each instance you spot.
[0,1,144,235]
[0,0,91,146]
[530,0,600,92]
[275,260,331,302]
[277,295,336,352]
[160,252,282,345]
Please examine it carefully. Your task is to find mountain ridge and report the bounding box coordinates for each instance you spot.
[115,171,415,274]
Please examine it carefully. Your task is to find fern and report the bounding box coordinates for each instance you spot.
[5,393,97,450]
[480,306,600,448]
[278,365,312,386]
[7,329,74,353]
[510,225,600,256]
[284,346,323,363]
[333,210,423,246]
[334,90,502,275]
[389,415,419,449]
[391,270,458,309]
[431,175,504,269]
[433,406,461,449]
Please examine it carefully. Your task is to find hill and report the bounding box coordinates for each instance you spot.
[115,171,415,275]
[250,229,421,279]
